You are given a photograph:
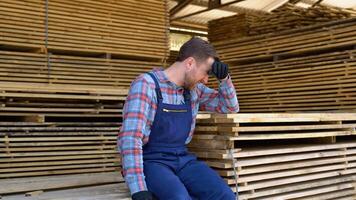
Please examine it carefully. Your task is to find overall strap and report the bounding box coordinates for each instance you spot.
[183,89,191,103]
[147,72,163,100]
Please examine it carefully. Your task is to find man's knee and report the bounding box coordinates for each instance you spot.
[166,194,192,200]
[209,184,236,200]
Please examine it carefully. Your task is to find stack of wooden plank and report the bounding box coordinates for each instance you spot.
[0,172,130,200]
[208,3,356,43]
[190,113,356,199]
[0,0,46,50]
[249,3,356,36]
[0,82,127,119]
[0,121,121,179]
[166,50,179,67]
[0,0,169,61]
[211,17,356,63]
[208,14,254,43]
[47,0,169,60]
[0,51,160,87]
[208,49,356,112]
[0,1,167,198]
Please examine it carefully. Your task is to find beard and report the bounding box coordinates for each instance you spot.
[183,71,196,90]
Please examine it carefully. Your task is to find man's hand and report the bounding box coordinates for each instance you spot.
[132,191,156,200]
[209,58,229,80]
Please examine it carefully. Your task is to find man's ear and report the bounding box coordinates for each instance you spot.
[185,57,195,71]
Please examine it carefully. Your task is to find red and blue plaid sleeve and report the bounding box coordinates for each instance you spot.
[197,75,239,113]
[117,74,156,195]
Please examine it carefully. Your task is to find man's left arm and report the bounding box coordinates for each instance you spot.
[197,75,239,113]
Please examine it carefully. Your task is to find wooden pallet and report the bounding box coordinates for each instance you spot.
[0,0,169,61]
[210,18,356,63]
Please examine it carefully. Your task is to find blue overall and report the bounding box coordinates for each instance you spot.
[142,73,236,200]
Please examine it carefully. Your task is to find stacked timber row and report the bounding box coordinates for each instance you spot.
[0,121,121,179]
[0,51,160,87]
[166,50,179,67]
[0,172,130,199]
[0,0,169,195]
[208,3,356,42]
[190,113,356,199]
[210,49,356,112]
[208,17,356,112]
[0,0,169,60]
[211,18,356,63]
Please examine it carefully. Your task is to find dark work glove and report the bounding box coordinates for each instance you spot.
[132,191,156,200]
[209,58,229,80]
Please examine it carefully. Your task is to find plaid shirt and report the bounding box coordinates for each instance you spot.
[118,68,239,194]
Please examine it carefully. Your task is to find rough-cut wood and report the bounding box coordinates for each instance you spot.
[210,18,356,63]
[0,82,127,118]
[0,173,130,200]
[166,50,179,67]
[208,3,356,42]
[0,122,121,179]
[190,114,356,198]
[0,50,161,87]
[0,0,169,61]
[0,172,123,194]
[208,49,356,112]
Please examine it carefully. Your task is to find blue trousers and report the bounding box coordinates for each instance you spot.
[143,151,236,200]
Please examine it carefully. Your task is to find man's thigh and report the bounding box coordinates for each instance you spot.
[144,161,192,200]
[177,159,236,200]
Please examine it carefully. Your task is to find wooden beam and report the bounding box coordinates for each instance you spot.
[171,0,266,15]
[289,0,303,4]
[312,0,323,7]
[170,0,194,17]
[171,0,247,21]
[208,0,221,9]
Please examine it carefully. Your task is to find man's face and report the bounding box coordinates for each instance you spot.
[184,57,214,89]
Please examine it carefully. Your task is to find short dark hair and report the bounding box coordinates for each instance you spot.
[176,37,217,63]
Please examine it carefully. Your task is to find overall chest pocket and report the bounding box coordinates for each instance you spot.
[162,108,188,113]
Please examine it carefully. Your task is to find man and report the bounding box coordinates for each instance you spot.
[118,37,239,200]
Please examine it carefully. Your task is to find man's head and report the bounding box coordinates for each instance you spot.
[175,37,217,89]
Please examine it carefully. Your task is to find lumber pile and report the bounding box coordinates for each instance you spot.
[0,82,128,119]
[249,3,356,36]
[0,172,130,199]
[208,49,356,112]
[208,3,356,42]
[166,50,179,67]
[190,113,356,199]
[208,14,254,42]
[0,0,169,61]
[0,0,167,198]
[210,18,356,63]
[0,121,121,179]
[0,51,160,87]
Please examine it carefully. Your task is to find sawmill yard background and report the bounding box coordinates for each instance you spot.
[0,0,356,199]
